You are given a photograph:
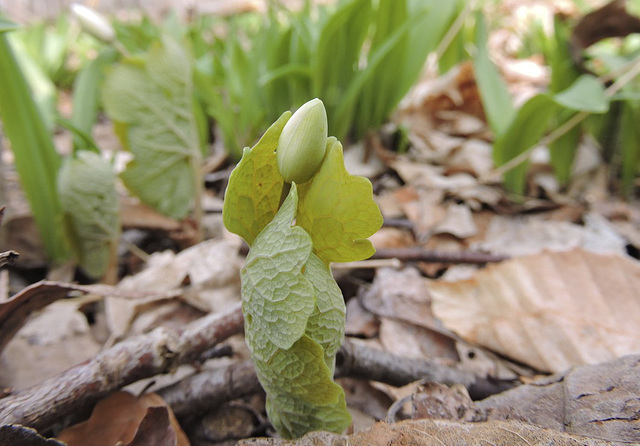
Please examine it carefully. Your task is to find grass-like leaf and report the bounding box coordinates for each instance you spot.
[0,32,69,263]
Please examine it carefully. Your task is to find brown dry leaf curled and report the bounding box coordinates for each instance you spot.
[57,391,189,446]
[429,248,640,373]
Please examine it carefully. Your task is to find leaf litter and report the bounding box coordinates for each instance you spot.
[1,1,640,444]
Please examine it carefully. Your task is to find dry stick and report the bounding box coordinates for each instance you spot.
[0,303,244,432]
[371,247,508,264]
[159,338,517,421]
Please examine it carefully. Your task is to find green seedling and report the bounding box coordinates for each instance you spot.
[223,99,382,438]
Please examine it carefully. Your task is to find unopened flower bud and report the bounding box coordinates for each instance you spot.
[277,98,328,184]
[71,4,116,43]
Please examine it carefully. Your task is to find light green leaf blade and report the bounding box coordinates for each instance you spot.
[493,94,559,194]
[0,18,19,33]
[0,34,68,263]
[297,139,383,263]
[241,183,315,352]
[102,36,199,219]
[473,13,515,137]
[222,111,290,245]
[58,152,119,278]
[303,252,346,371]
[258,335,351,439]
[553,74,608,114]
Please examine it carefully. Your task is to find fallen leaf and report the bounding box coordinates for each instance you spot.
[237,418,614,445]
[479,354,640,444]
[57,391,189,446]
[430,249,640,373]
[0,300,102,390]
[106,238,242,339]
[474,213,626,257]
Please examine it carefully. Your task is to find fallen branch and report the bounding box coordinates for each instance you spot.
[0,302,516,431]
[0,303,244,431]
[158,338,518,421]
[371,247,508,264]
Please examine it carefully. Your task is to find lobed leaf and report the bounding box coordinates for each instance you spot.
[222,111,290,245]
[102,36,200,219]
[297,139,383,264]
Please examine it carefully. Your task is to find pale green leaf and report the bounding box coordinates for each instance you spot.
[258,335,351,439]
[222,111,290,245]
[102,36,199,219]
[303,252,346,371]
[58,152,119,278]
[297,139,383,263]
[241,184,315,352]
[553,74,609,114]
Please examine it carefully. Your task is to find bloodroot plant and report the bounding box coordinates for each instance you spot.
[223,98,382,438]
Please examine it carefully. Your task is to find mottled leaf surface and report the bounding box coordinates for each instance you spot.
[223,112,290,245]
[242,184,314,352]
[102,37,199,219]
[297,140,383,264]
[58,151,119,278]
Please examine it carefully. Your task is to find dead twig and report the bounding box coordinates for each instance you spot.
[371,247,509,264]
[0,303,244,431]
[0,251,18,269]
[158,338,518,421]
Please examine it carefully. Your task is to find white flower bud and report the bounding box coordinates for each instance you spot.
[277,98,328,184]
[71,4,116,43]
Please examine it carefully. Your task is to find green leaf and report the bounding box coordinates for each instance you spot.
[58,152,119,278]
[0,34,68,263]
[241,183,315,352]
[553,74,609,114]
[297,139,383,263]
[619,101,640,196]
[473,13,515,137]
[240,183,351,438]
[493,94,559,194]
[303,252,346,371]
[71,48,118,153]
[102,36,200,219]
[260,335,351,439]
[0,18,19,33]
[222,111,290,245]
[548,112,582,186]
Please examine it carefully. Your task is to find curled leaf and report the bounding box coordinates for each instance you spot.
[58,151,119,278]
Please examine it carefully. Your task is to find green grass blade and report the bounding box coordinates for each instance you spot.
[0,33,68,263]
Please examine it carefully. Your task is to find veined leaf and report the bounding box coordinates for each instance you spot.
[58,152,119,278]
[241,184,350,438]
[297,139,383,264]
[222,112,290,245]
[102,36,200,219]
[303,252,346,371]
[241,184,315,352]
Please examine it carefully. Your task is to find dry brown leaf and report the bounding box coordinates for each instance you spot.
[57,391,189,446]
[430,248,640,373]
[106,238,242,339]
[479,354,640,444]
[0,300,102,390]
[237,418,614,445]
[474,213,626,257]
